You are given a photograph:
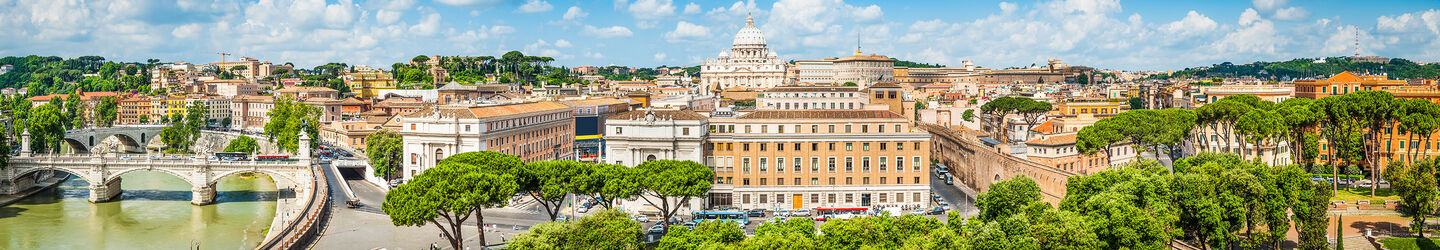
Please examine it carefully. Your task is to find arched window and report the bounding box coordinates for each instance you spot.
[646,155,657,162]
[411,153,418,164]
[435,149,444,164]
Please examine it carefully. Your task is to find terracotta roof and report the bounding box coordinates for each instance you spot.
[867,82,902,89]
[26,94,65,102]
[737,110,904,120]
[232,95,274,102]
[467,101,571,119]
[1030,119,1056,134]
[560,98,630,107]
[607,109,707,121]
[340,97,369,105]
[1026,134,1077,146]
[303,97,342,104]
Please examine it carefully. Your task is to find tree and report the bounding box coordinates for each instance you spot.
[223,136,258,154]
[1296,181,1334,250]
[519,160,592,221]
[976,175,1042,221]
[26,104,65,153]
[913,101,927,118]
[980,97,1025,143]
[95,97,118,127]
[64,92,86,129]
[1016,100,1053,140]
[635,160,714,229]
[220,117,232,128]
[1384,158,1439,237]
[507,209,643,249]
[382,160,517,249]
[659,219,746,249]
[842,82,858,87]
[1349,91,1398,197]
[365,129,404,180]
[138,112,149,124]
[577,163,642,210]
[411,55,431,65]
[263,96,321,154]
[1127,97,1144,110]
[962,109,975,122]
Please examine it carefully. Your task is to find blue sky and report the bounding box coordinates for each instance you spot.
[1,0,1438,71]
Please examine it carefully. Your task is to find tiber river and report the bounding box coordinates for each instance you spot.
[0,171,278,249]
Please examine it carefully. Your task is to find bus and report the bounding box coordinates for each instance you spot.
[813,207,869,221]
[214,152,249,161]
[256,155,291,161]
[692,211,748,227]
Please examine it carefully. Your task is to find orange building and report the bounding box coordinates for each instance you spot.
[1294,71,1409,99]
[1024,134,1111,175]
[1301,72,1440,170]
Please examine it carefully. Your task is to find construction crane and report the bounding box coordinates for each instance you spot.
[210,51,231,71]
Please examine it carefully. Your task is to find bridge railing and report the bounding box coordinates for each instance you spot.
[256,163,329,250]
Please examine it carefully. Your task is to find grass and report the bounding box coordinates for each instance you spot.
[1380,237,1440,250]
[1331,187,1399,204]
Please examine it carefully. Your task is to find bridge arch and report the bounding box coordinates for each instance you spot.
[104,167,199,188]
[12,165,99,185]
[207,169,302,187]
[61,139,90,154]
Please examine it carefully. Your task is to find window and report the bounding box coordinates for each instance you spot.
[759,158,768,173]
[745,125,752,133]
[828,125,836,133]
[846,177,853,185]
[742,194,751,204]
[616,127,622,134]
[683,128,690,135]
[879,156,888,172]
[776,157,785,173]
[829,177,836,185]
[846,143,853,151]
[829,157,837,172]
[742,158,751,173]
[895,124,901,132]
[435,149,444,164]
[761,178,768,185]
[778,178,785,185]
[880,177,886,184]
[760,194,768,203]
[863,177,870,185]
[879,125,885,133]
[811,125,819,133]
[829,143,836,151]
[861,125,868,133]
[777,126,785,133]
[914,156,922,172]
[880,143,887,150]
[862,157,871,172]
[811,157,820,172]
[465,125,471,131]
[897,142,904,151]
[743,178,750,185]
[410,153,418,164]
[811,194,820,203]
[761,143,768,151]
[914,193,922,203]
[845,157,854,172]
[410,124,417,130]
[744,143,750,151]
[845,125,852,133]
[845,194,854,203]
[794,157,802,172]
[896,156,904,170]
[794,178,800,186]
[761,125,768,133]
[914,177,921,184]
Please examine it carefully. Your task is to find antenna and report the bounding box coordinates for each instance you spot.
[1354,28,1360,57]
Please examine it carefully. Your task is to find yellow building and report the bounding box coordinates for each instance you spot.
[345,68,397,99]
[1055,100,1125,117]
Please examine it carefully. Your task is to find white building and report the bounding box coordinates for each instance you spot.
[397,102,575,181]
[700,14,790,92]
[832,53,895,88]
[794,59,835,84]
[756,86,867,110]
[603,108,709,167]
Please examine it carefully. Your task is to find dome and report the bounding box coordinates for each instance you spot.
[731,14,767,46]
[718,50,729,57]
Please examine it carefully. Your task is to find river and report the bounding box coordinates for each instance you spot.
[0,171,278,249]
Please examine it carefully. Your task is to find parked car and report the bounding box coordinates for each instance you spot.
[768,217,787,225]
[632,215,650,223]
[1353,180,1374,189]
[746,209,766,218]
[776,209,791,217]
[908,209,928,215]
[926,207,946,215]
[937,202,951,210]
[934,165,949,176]
[944,174,954,185]
[792,208,811,217]
[648,224,666,234]
[682,221,697,230]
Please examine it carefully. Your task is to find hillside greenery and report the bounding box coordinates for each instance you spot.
[1162,57,1440,80]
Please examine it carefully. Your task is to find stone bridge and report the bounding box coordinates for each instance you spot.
[61,125,165,153]
[0,131,314,206]
[918,123,1076,204]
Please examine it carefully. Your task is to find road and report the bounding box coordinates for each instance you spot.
[930,166,980,219]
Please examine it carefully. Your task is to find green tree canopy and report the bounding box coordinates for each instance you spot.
[382,160,517,249]
[223,136,258,154]
[263,96,321,154]
[636,160,714,229]
[364,129,404,180]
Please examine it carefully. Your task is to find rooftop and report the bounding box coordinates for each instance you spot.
[608,109,708,121]
[1026,134,1077,146]
[737,110,904,120]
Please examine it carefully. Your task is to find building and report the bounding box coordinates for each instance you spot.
[1294,71,1408,99]
[604,108,708,166]
[1193,85,1293,107]
[866,83,915,120]
[571,66,600,75]
[0,64,12,75]
[561,98,633,162]
[756,86,865,110]
[345,68,397,99]
[208,57,278,80]
[705,110,931,210]
[274,86,340,99]
[1024,134,1111,175]
[1055,100,1124,118]
[230,95,275,132]
[700,14,790,92]
[397,102,575,181]
[832,52,894,88]
[118,96,154,125]
[794,59,836,84]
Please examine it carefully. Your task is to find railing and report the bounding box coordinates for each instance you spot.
[257,164,329,250]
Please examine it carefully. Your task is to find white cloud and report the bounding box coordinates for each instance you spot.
[999,2,1018,15]
[654,53,667,61]
[376,10,403,24]
[684,3,702,14]
[1160,11,1218,37]
[665,21,711,42]
[583,25,635,38]
[172,23,202,38]
[1252,0,1286,11]
[628,0,676,19]
[1274,7,1308,21]
[517,0,553,13]
[555,39,572,48]
[1211,9,1285,55]
[435,0,503,6]
[449,25,517,43]
[1322,26,1379,56]
[564,6,588,20]
[1046,0,1121,15]
[409,13,442,36]
[1239,8,1262,26]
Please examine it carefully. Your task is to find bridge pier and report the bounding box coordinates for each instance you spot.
[88,177,123,203]
[191,184,217,205]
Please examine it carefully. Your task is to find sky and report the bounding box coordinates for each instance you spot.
[0,0,1438,71]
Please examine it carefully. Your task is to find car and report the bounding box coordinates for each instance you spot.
[668,217,683,225]
[746,209,766,218]
[908,209,927,215]
[932,193,943,201]
[937,202,951,210]
[555,215,568,222]
[776,209,791,217]
[632,215,650,223]
[647,224,666,234]
[934,165,949,176]
[682,221,697,229]
[944,174,954,185]
[768,217,787,225]
[926,207,946,215]
[792,208,811,217]
[1353,180,1374,189]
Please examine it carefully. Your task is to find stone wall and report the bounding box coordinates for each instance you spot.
[919,123,1075,204]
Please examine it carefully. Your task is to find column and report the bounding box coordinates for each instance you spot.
[20,131,30,157]
[298,132,312,160]
[191,183,216,205]
[89,177,123,203]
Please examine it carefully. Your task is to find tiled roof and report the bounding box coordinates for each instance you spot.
[340,97,369,105]
[1030,119,1056,134]
[274,86,338,93]
[1026,134,1077,146]
[867,82,902,89]
[560,98,630,107]
[737,110,904,120]
[765,86,860,92]
[608,109,708,121]
[468,101,571,119]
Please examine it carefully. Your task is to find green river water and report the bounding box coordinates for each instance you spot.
[0,171,278,249]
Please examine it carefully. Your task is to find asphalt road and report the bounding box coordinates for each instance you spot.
[929,167,979,218]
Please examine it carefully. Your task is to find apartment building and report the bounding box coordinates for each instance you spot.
[397,101,575,181]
